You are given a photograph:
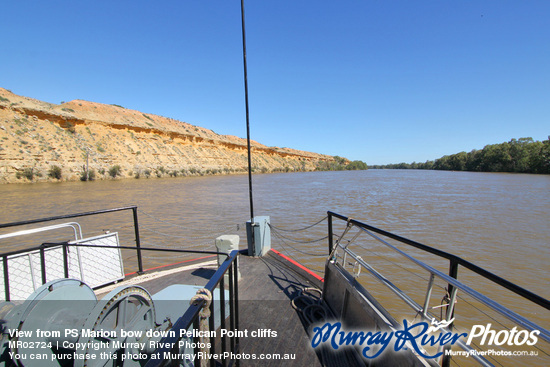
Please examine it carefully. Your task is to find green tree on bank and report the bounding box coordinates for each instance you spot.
[316,156,368,171]
[370,137,550,174]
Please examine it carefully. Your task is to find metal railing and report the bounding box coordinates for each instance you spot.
[0,222,84,241]
[0,207,241,367]
[0,241,240,366]
[327,211,550,367]
[145,249,241,367]
[0,206,144,273]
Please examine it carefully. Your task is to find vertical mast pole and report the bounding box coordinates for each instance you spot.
[241,0,254,223]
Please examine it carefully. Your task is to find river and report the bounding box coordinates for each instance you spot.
[1,169,549,342]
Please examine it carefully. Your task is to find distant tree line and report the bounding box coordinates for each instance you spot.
[316,156,368,171]
[370,137,550,174]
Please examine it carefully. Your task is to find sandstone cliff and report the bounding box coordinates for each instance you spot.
[0,88,337,183]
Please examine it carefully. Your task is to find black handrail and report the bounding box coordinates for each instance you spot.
[0,240,227,301]
[0,206,241,366]
[328,211,549,367]
[144,249,241,367]
[0,206,144,273]
[0,240,241,366]
[327,211,550,311]
[0,205,139,229]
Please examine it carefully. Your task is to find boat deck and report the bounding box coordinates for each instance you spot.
[95,250,330,366]
[235,250,325,366]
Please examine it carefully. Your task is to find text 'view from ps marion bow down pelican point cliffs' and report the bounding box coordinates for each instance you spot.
[0,88,367,184]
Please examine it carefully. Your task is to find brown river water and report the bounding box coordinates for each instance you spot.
[1,169,548,364]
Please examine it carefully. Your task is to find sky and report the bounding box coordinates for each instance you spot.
[1,1,549,165]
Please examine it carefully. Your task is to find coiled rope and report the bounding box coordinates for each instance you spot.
[291,287,328,324]
[190,288,212,367]
[291,287,359,366]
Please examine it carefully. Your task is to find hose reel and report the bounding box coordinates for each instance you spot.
[0,279,171,367]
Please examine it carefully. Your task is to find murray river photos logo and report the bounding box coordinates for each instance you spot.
[311,319,540,359]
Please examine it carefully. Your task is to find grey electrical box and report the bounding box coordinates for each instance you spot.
[246,216,271,256]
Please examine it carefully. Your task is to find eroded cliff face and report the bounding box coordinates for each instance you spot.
[0,88,336,183]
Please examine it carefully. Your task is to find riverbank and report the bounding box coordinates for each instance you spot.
[1,88,341,184]
[370,137,550,174]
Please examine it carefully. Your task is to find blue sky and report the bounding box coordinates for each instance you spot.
[1,1,549,165]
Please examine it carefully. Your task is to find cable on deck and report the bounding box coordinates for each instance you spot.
[291,287,363,367]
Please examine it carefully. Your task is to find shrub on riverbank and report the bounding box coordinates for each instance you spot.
[80,167,96,181]
[48,165,62,180]
[315,156,368,171]
[16,168,35,181]
[108,165,122,178]
[371,137,550,174]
